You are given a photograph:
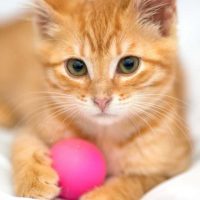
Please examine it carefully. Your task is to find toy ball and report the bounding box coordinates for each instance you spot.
[51,138,107,200]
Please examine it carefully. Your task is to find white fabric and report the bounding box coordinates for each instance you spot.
[0,0,200,199]
[143,163,200,200]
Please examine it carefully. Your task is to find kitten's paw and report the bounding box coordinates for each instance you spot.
[80,188,111,200]
[14,151,60,200]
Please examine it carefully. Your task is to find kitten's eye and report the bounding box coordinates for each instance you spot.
[65,58,88,77]
[117,56,140,74]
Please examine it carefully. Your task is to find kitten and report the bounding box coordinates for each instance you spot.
[0,0,192,199]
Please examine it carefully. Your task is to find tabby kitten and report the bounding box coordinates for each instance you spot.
[0,0,191,199]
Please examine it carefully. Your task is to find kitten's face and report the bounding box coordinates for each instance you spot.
[38,0,177,125]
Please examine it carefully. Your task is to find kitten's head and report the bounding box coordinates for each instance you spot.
[35,0,177,126]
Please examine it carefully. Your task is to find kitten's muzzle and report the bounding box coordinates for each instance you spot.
[93,97,112,112]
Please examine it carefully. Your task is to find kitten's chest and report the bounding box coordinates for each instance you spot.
[96,135,157,177]
[73,122,158,176]
[97,139,136,176]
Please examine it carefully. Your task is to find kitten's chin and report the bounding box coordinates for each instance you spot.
[90,113,120,126]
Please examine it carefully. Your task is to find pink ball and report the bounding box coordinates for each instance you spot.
[51,138,106,200]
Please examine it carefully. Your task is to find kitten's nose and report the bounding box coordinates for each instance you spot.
[93,98,112,112]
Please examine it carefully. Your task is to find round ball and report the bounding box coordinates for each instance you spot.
[51,138,106,200]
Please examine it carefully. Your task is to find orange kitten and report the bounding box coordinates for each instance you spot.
[0,0,191,199]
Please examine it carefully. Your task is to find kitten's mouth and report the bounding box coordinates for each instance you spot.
[95,113,116,118]
[91,112,119,125]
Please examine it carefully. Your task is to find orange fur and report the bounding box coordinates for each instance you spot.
[0,0,191,199]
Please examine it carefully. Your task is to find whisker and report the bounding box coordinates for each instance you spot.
[133,102,191,144]
[36,105,77,131]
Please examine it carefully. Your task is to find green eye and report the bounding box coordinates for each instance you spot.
[117,56,140,74]
[65,58,88,77]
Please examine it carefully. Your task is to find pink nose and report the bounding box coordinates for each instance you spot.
[93,98,112,112]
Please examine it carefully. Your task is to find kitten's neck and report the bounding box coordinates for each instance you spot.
[75,116,144,143]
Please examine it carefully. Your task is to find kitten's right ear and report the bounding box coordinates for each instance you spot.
[132,0,176,36]
[34,0,61,38]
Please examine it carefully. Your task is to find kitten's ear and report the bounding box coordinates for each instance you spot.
[135,0,176,36]
[34,0,61,38]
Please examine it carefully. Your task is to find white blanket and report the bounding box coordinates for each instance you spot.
[0,0,200,199]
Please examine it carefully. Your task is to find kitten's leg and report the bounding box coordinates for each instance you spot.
[12,129,60,200]
[0,101,17,127]
[81,175,166,200]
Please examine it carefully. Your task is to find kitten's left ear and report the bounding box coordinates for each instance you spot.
[34,0,62,38]
[136,0,176,36]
